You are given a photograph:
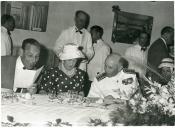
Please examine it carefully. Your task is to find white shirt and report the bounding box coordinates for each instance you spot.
[125,44,148,75]
[87,39,110,81]
[160,37,168,49]
[54,26,94,71]
[88,70,139,100]
[1,26,12,56]
[13,57,43,92]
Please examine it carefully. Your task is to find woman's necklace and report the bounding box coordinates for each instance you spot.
[61,64,76,78]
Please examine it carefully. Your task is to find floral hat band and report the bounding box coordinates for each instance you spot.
[59,43,85,60]
[158,58,174,69]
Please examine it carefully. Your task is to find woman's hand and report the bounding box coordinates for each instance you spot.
[78,91,85,97]
[103,95,115,105]
[39,90,47,95]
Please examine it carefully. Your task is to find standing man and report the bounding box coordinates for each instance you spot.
[125,31,150,77]
[148,26,174,72]
[87,25,111,82]
[54,10,94,71]
[1,14,15,56]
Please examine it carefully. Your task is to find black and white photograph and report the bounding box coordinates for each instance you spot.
[1,0,175,127]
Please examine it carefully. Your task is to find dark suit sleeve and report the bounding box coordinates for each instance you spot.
[148,40,169,72]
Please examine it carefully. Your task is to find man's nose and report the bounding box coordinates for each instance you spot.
[69,63,74,67]
[31,57,38,64]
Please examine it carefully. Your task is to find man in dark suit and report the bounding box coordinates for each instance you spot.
[148,26,174,72]
[1,38,44,93]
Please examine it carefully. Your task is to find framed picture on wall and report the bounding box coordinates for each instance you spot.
[111,5,153,44]
[1,1,49,32]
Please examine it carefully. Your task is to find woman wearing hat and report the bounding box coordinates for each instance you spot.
[38,43,87,96]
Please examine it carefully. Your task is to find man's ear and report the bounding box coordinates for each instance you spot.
[18,48,23,57]
[118,64,123,72]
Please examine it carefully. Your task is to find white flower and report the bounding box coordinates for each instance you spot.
[152,81,162,88]
[129,99,136,106]
[139,102,147,113]
[141,97,147,102]
[151,87,157,94]
[159,98,167,105]
[171,108,175,115]
[168,97,174,104]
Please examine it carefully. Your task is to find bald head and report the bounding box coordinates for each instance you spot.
[104,53,127,77]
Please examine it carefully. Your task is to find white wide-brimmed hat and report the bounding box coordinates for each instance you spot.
[158,58,174,69]
[59,44,85,60]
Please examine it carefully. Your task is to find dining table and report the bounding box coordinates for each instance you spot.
[1,93,112,127]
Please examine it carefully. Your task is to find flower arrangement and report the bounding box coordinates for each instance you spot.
[88,118,109,126]
[46,118,72,126]
[109,72,175,126]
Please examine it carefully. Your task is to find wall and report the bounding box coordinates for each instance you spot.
[11,1,174,55]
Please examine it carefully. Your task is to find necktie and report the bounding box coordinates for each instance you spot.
[141,47,146,51]
[76,30,83,34]
[75,28,83,34]
[7,31,11,36]
[8,31,13,55]
[78,46,83,51]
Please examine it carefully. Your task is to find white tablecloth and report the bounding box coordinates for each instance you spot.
[1,94,111,126]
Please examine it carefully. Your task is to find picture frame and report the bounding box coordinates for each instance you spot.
[1,1,49,32]
[111,5,153,44]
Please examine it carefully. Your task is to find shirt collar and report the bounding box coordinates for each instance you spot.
[160,37,167,48]
[1,26,8,33]
[134,44,147,51]
[16,56,25,69]
[134,44,141,48]
[93,39,103,45]
[106,69,123,79]
[17,56,38,70]
[97,39,103,44]
[74,25,85,33]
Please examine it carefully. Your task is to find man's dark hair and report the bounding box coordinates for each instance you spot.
[90,25,104,38]
[22,38,41,50]
[1,14,15,26]
[119,57,129,69]
[161,26,174,35]
[75,10,89,18]
[75,10,90,29]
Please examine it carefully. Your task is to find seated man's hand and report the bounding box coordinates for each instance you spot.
[27,84,37,94]
[113,98,126,104]
[103,95,115,105]
[103,95,126,106]
[78,91,84,97]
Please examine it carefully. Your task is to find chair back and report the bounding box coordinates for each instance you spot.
[1,56,17,89]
